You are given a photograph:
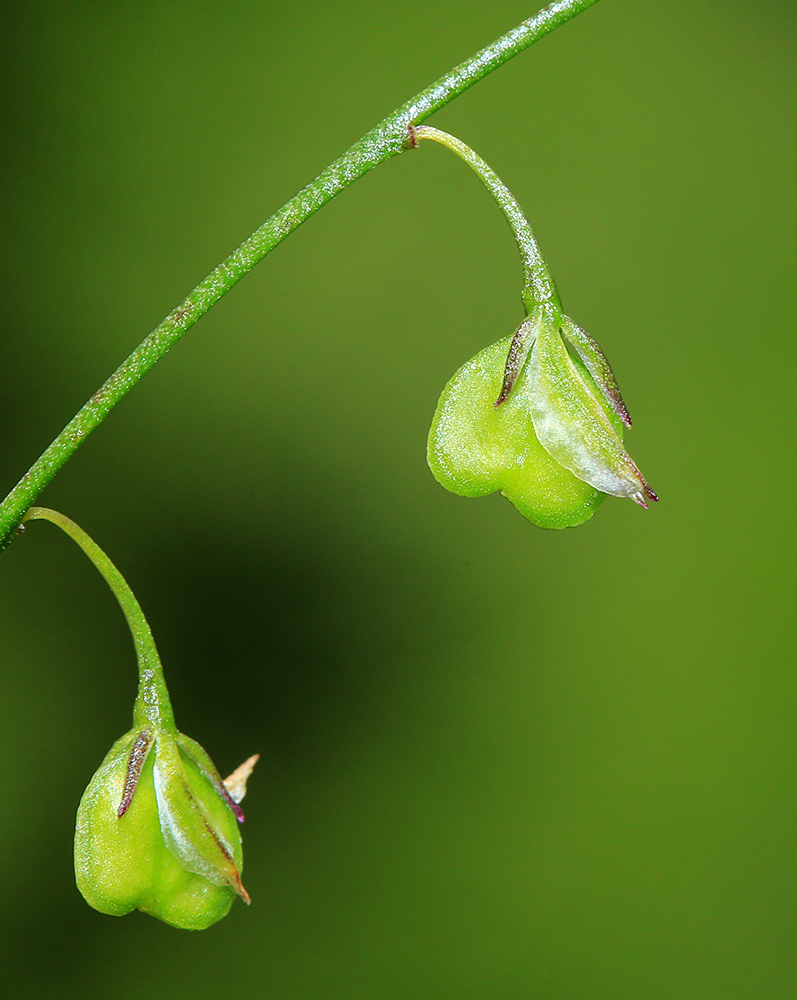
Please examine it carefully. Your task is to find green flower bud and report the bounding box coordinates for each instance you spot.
[428,304,656,529]
[19,509,257,931]
[75,726,250,930]
[412,126,657,530]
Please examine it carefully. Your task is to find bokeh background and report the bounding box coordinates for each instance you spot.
[1,1,795,996]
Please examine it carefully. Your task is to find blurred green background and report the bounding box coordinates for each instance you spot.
[1,1,795,996]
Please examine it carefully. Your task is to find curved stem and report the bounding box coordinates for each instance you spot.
[21,507,175,731]
[412,125,560,314]
[0,0,603,550]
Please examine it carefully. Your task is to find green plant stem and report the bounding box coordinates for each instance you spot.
[21,507,175,731]
[0,0,603,550]
[413,125,560,314]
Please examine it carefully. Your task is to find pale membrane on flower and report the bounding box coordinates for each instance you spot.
[560,316,632,428]
[152,734,249,901]
[527,320,654,506]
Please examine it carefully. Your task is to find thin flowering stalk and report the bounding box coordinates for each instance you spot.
[0,0,605,551]
[21,507,175,731]
[412,125,560,314]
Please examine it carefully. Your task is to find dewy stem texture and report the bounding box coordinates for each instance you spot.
[0,0,604,550]
[412,126,560,314]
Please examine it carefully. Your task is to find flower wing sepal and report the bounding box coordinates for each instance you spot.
[153,734,248,901]
[528,317,656,507]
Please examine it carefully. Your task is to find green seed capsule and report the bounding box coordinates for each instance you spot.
[428,335,607,529]
[428,299,657,528]
[75,727,249,930]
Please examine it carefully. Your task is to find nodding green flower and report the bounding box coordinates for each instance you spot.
[428,303,657,529]
[75,726,252,931]
[414,125,657,530]
[21,507,257,930]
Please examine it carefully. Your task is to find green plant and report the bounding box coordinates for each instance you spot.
[3,0,658,929]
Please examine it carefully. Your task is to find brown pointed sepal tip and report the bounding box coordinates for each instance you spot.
[494,360,519,409]
[232,871,251,905]
[631,483,659,508]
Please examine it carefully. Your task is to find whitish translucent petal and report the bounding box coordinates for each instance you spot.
[561,316,632,427]
[153,735,249,902]
[528,320,656,505]
[223,755,260,805]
